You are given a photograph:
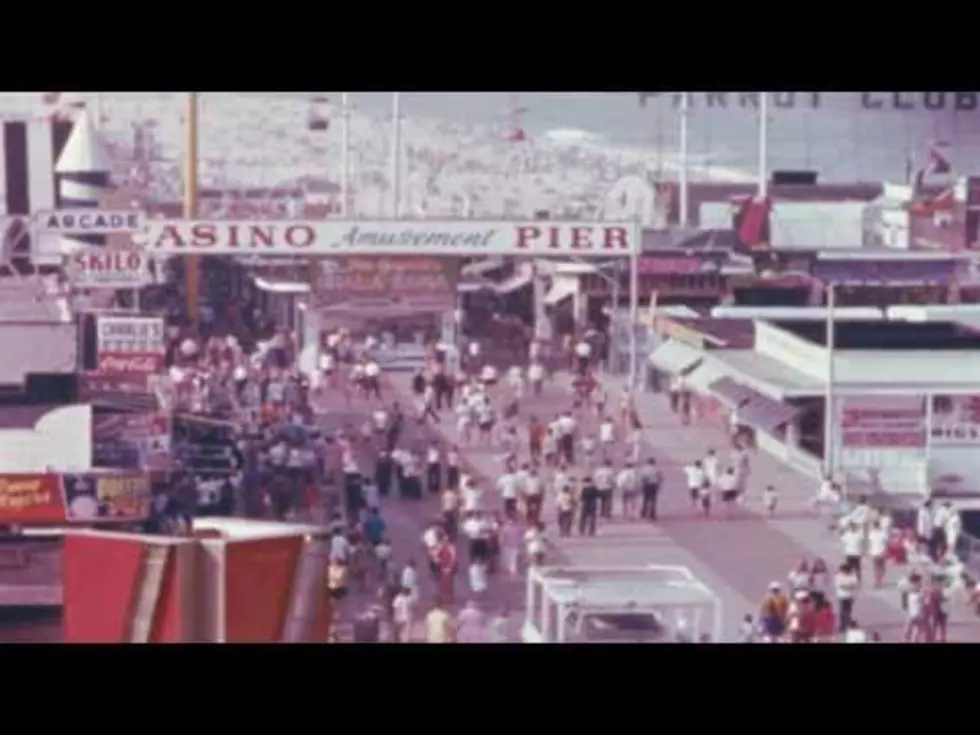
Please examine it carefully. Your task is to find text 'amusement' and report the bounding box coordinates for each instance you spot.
[136,220,639,257]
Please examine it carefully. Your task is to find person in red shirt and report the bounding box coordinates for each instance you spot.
[811,590,836,642]
[432,538,458,602]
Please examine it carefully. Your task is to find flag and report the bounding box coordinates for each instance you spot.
[927,140,951,175]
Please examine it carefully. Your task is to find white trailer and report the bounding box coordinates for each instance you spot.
[522,565,723,643]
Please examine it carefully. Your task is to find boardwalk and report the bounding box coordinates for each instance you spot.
[311,386,527,641]
[386,368,980,642]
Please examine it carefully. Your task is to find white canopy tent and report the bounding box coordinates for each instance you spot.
[522,565,723,643]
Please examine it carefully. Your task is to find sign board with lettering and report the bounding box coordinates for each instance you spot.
[68,248,152,289]
[62,473,152,521]
[930,395,980,446]
[35,209,144,235]
[92,412,171,472]
[0,474,66,524]
[0,476,63,524]
[313,257,458,315]
[133,220,639,257]
[637,92,980,114]
[95,316,165,378]
[812,258,960,286]
[839,396,927,451]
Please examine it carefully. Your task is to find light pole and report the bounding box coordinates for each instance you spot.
[184,92,200,330]
[341,93,351,216]
[390,93,402,218]
[823,280,837,482]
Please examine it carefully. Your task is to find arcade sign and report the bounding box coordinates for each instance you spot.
[35,209,145,235]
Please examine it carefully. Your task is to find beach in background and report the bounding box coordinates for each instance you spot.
[0,92,977,218]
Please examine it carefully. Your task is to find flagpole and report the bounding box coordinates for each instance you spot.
[341,93,351,216]
[758,92,770,198]
[678,92,690,227]
[390,92,402,219]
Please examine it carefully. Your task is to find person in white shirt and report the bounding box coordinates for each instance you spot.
[528,361,545,396]
[425,444,442,495]
[916,500,935,556]
[903,573,926,643]
[524,522,548,566]
[541,427,557,467]
[466,339,481,371]
[573,339,592,374]
[400,559,420,605]
[866,520,889,589]
[330,530,351,562]
[268,441,288,467]
[598,416,615,451]
[593,461,615,520]
[762,485,778,516]
[684,460,707,510]
[480,364,498,387]
[319,351,336,388]
[363,360,381,398]
[497,471,519,519]
[475,399,495,445]
[702,449,720,489]
[522,468,544,524]
[840,522,865,584]
[932,502,951,559]
[507,365,525,397]
[391,586,415,643]
[615,463,638,520]
[557,412,577,465]
[945,504,962,559]
[462,480,486,514]
[455,400,474,445]
[834,562,859,632]
[843,621,868,643]
[813,476,842,527]
[718,468,740,514]
[580,434,597,466]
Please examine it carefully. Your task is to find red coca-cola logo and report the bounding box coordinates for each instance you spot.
[98,352,162,374]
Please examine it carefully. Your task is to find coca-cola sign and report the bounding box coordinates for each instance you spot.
[98,353,162,375]
[94,316,165,379]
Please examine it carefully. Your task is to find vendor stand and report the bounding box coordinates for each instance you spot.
[522,565,723,643]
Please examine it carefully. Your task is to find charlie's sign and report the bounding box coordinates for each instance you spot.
[36,209,144,235]
[134,220,638,257]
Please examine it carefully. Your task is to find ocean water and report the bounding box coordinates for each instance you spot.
[2,92,977,217]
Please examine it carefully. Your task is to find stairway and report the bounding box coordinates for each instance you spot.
[126,545,170,643]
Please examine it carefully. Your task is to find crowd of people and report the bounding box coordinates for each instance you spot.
[137,250,980,643]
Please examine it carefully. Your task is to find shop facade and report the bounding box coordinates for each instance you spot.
[703,320,980,497]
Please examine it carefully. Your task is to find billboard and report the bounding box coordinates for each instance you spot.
[839,396,927,450]
[95,315,166,378]
[930,394,980,446]
[92,412,171,472]
[133,219,638,257]
[62,473,152,521]
[313,256,458,314]
[0,474,66,524]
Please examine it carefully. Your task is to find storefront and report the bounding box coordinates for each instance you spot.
[700,319,980,496]
[581,252,730,316]
[811,253,968,306]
